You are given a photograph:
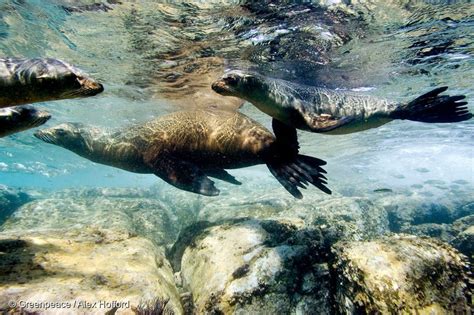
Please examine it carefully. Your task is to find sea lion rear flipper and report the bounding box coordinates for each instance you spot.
[206,169,242,185]
[390,87,472,123]
[146,155,220,196]
[305,114,354,132]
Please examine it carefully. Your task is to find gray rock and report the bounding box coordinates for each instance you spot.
[0,187,189,314]
[397,215,474,258]
[401,223,456,243]
[375,191,474,233]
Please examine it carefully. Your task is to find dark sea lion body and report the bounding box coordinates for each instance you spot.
[35,110,330,198]
[212,71,471,134]
[0,58,104,108]
[0,105,51,138]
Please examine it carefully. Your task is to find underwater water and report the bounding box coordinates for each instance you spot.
[0,1,473,314]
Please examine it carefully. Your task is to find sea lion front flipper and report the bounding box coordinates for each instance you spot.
[206,169,242,185]
[272,118,299,156]
[145,155,220,196]
[304,114,354,132]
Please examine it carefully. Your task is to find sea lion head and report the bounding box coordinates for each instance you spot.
[212,70,269,100]
[34,122,91,152]
[0,106,51,137]
[18,58,104,102]
[1,105,51,126]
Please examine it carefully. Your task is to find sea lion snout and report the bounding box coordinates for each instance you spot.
[29,109,51,127]
[212,74,241,96]
[213,71,264,98]
[211,79,229,94]
[82,79,104,96]
[37,110,52,120]
[34,129,55,144]
[34,123,81,145]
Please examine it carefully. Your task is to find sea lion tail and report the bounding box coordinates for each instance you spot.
[267,155,331,199]
[391,87,472,123]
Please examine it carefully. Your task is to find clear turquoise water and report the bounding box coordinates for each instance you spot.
[0,0,472,200]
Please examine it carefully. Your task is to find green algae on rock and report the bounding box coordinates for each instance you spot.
[332,234,471,314]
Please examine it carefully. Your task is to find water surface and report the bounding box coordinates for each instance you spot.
[0,0,472,201]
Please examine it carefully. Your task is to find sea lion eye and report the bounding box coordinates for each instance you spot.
[64,72,79,84]
[225,75,239,85]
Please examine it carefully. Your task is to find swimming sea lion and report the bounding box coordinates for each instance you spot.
[0,58,104,108]
[34,110,331,198]
[0,105,51,138]
[212,71,472,135]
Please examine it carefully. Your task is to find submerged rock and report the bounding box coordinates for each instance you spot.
[0,186,31,226]
[0,192,181,246]
[452,225,474,259]
[179,218,336,314]
[376,191,474,232]
[0,188,189,314]
[199,194,390,241]
[1,186,471,314]
[332,234,471,314]
[177,219,471,314]
[0,227,181,314]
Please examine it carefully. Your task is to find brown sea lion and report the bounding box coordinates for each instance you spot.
[34,109,331,198]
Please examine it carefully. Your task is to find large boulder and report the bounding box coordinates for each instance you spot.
[332,234,471,314]
[177,218,338,314]
[0,228,181,314]
[0,188,187,314]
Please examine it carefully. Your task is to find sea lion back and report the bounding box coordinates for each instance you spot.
[140,110,275,158]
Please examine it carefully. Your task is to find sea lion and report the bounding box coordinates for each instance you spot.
[0,58,104,108]
[212,71,472,135]
[0,105,51,138]
[34,110,331,198]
